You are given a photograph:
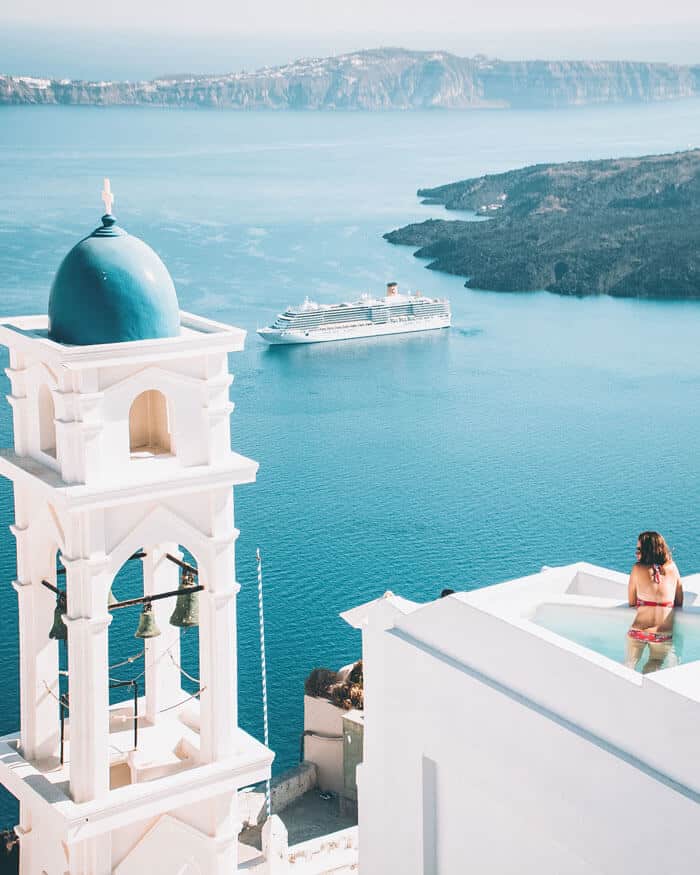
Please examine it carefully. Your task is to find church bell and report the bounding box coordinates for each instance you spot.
[134,601,161,639]
[169,568,199,628]
[49,594,67,641]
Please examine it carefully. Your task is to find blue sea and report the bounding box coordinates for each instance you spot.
[1,101,700,823]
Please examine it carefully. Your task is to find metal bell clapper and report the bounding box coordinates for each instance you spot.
[134,601,161,639]
[169,568,199,628]
[49,594,67,641]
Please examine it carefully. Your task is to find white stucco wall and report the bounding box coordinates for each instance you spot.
[350,571,700,875]
[303,696,345,794]
[361,628,698,874]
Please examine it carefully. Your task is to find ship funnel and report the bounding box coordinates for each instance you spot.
[386,282,398,296]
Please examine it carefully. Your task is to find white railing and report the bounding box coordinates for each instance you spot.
[287,825,359,873]
[247,819,359,874]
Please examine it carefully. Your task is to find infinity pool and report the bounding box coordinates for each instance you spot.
[533,604,700,673]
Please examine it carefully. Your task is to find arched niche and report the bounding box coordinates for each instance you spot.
[129,389,172,457]
[38,384,56,458]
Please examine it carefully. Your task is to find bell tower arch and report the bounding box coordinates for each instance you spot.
[0,189,273,875]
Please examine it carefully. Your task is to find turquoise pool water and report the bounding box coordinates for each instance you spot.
[534,604,700,672]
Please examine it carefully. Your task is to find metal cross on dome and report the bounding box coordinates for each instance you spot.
[101,178,114,215]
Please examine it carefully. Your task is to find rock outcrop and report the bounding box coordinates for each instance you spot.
[384,150,700,298]
[3,48,700,109]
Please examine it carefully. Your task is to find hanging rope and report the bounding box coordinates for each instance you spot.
[168,652,200,686]
[42,682,71,766]
[109,650,144,671]
[109,663,146,685]
[48,629,203,751]
[257,547,271,818]
[108,642,177,685]
[158,687,206,714]
[58,650,144,680]
[42,680,65,705]
[109,671,145,685]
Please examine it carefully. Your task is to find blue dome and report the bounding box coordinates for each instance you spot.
[48,215,180,346]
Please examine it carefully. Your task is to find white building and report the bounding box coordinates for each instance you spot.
[343,564,700,875]
[0,186,273,874]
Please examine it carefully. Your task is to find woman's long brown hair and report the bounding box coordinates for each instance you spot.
[638,531,671,567]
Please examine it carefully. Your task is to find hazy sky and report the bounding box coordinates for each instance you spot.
[2,1,699,78]
[4,0,700,33]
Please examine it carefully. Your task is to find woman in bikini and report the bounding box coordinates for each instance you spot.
[626,531,683,673]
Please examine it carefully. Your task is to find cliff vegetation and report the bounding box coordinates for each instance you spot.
[305,662,364,710]
[384,150,700,298]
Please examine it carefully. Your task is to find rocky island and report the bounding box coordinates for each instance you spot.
[2,48,700,110]
[384,150,700,297]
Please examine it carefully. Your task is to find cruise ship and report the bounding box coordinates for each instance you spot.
[257,283,451,345]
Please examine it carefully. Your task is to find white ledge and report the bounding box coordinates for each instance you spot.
[0,449,259,508]
[0,310,247,367]
[0,727,273,843]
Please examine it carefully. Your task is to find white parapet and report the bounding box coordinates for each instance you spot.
[344,563,700,875]
[243,820,359,875]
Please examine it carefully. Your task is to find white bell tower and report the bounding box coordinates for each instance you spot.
[0,188,273,874]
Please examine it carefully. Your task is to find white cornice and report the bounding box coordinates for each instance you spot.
[0,310,246,369]
[0,449,259,509]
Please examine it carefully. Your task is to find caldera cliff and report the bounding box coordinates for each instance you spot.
[2,48,700,110]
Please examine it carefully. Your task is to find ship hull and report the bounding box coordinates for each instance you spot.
[258,314,451,345]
